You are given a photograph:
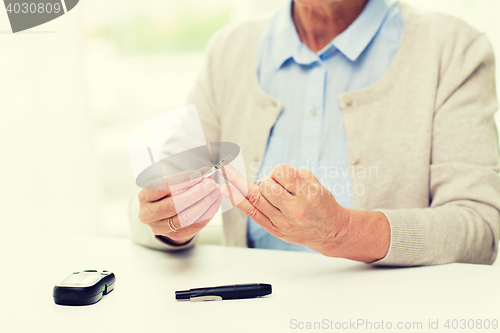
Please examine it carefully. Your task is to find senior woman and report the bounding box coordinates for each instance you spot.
[130,0,500,266]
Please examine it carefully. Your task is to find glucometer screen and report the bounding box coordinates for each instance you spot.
[57,272,101,287]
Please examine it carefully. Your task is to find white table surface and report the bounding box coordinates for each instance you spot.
[1,231,499,333]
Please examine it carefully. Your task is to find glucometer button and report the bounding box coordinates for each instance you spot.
[60,293,79,301]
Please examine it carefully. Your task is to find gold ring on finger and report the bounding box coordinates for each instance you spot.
[168,216,180,233]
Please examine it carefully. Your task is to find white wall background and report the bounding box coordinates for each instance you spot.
[0,1,499,255]
[0,7,100,236]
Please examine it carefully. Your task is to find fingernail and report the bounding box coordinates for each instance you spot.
[221,186,229,197]
[203,180,216,193]
[190,171,202,183]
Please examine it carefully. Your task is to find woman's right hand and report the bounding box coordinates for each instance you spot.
[138,166,222,245]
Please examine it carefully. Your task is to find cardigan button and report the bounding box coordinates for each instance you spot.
[345,97,353,107]
[351,156,360,165]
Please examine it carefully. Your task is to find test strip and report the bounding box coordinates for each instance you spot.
[202,154,233,178]
[202,159,225,178]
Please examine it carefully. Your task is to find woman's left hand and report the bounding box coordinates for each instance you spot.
[219,163,390,262]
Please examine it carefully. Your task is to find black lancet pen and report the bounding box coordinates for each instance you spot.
[175,283,272,302]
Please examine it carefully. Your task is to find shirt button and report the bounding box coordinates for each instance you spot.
[310,108,317,116]
[314,61,321,67]
[345,97,353,107]
[352,156,360,165]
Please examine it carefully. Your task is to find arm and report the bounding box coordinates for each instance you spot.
[375,33,500,266]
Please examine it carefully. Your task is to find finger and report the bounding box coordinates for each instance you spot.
[218,163,250,196]
[140,178,217,223]
[150,195,222,239]
[151,215,209,241]
[221,185,281,236]
[168,166,213,194]
[197,166,214,180]
[139,197,171,224]
[139,167,210,203]
[168,166,216,195]
[219,164,282,218]
[258,176,295,210]
[171,178,218,213]
[177,185,222,227]
[269,164,302,195]
[195,195,223,224]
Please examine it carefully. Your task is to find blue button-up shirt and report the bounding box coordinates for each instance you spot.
[248,0,403,252]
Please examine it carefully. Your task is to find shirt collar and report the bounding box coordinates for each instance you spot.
[271,1,304,69]
[333,0,392,61]
[271,0,392,68]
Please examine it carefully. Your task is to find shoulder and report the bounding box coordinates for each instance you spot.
[400,2,494,73]
[400,2,486,48]
[399,3,496,109]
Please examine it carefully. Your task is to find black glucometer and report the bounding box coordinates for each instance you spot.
[53,270,115,306]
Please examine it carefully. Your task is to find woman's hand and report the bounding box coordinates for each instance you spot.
[220,163,390,262]
[138,166,222,245]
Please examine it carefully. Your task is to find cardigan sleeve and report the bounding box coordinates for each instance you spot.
[375,34,500,266]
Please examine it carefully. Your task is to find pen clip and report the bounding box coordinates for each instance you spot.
[190,295,223,302]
